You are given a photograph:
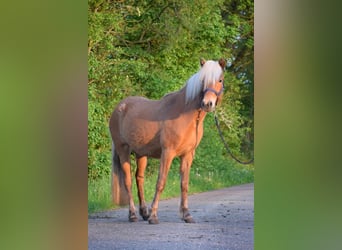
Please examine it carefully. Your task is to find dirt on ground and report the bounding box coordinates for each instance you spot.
[88,183,254,250]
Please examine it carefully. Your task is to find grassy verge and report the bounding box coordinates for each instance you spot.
[88,177,115,213]
[88,161,254,214]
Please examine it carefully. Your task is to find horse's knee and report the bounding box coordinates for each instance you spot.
[156,182,165,193]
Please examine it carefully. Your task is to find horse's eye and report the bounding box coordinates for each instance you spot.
[219,79,223,83]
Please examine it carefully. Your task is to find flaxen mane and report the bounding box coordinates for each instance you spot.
[185,60,223,103]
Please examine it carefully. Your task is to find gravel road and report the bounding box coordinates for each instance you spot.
[88,183,254,250]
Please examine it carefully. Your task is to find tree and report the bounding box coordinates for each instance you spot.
[220,0,254,159]
[88,0,254,179]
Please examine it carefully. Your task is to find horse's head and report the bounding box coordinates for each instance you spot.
[200,58,226,112]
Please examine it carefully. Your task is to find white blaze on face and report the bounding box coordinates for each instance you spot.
[201,89,218,112]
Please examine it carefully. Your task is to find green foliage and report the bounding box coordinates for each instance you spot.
[88,177,114,213]
[88,0,254,182]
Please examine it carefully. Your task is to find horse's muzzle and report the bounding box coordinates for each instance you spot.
[201,100,216,112]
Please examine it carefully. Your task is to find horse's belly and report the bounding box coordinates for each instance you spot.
[131,140,162,158]
[134,146,162,158]
[124,126,162,158]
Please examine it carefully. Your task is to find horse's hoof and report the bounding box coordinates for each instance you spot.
[129,216,138,222]
[181,209,195,223]
[129,212,138,222]
[183,216,196,223]
[139,207,149,221]
[148,215,159,224]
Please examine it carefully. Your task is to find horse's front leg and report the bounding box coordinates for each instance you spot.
[148,150,175,224]
[135,156,149,220]
[179,151,195,223]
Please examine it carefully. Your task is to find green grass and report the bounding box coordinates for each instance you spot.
[88,160,254,214]
[88,177,115,213]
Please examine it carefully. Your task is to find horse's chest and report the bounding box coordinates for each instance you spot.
[161,123,203,154]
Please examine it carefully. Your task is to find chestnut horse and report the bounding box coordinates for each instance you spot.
[109,58,226,224]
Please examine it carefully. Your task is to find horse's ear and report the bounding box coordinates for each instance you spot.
[200,58,206,67]
[218,58,226,70]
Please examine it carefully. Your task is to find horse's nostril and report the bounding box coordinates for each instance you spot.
[201,100,214,109]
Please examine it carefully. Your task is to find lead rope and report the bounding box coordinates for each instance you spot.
[214,112,254,165]
[192,109,202,160]
[194,109,202,148]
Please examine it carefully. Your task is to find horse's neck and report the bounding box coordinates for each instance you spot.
[160,87,206,123]
[180,88,207,124]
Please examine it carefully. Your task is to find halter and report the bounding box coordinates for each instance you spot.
[202,81,224,97]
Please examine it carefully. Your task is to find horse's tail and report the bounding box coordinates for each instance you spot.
[111,141,129,205]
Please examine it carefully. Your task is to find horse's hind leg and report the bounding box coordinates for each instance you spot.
[179,151,195,223]
[135,156,149,220]
[117,145,138,222]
